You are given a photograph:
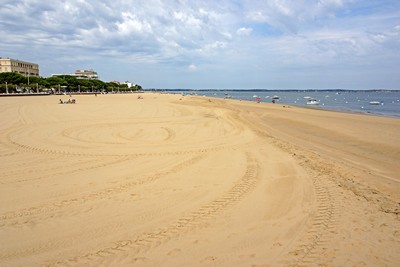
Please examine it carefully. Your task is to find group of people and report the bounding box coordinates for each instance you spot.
[59,98,76,104]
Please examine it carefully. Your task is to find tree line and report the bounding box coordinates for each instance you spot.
[0,72,142,93]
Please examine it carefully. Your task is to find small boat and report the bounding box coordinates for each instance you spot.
[303,96,312,99]
[272,95,279,100]
[306,99,320,105]
[369,101,382,105]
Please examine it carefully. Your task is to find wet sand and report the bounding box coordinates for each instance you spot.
[0,93,399,266]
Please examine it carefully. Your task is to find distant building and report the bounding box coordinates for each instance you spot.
[124,81,133,88]
[75,69,98,80]
[52,69,99,80]
[124,81,139,88]
[0,57,39,77]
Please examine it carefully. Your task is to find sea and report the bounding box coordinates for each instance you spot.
[156,89,400,118]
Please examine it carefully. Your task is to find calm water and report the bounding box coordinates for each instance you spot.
[163,90,400,118]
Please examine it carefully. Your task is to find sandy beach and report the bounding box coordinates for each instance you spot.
[0,93,399,266]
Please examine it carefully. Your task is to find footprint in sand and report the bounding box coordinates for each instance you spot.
[239,253,256,259]
[272,242,282,247]
[167,248,182,256]
[201,256,217,263]
[132,257,147,263]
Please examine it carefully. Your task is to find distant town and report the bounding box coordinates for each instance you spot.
[0,57,142,94]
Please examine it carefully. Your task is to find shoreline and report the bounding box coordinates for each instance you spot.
[0,93,399,266]
[185,92,400,119]
[1,90,398,119]
[165,90,400,119]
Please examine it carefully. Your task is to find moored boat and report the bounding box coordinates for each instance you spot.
[306,99,320,105]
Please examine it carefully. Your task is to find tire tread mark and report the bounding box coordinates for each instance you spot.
[50,154,259,266]
[0,155,206,226]
[279,175,340,266]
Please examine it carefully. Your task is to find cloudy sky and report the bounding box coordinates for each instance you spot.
[1,0,399,89]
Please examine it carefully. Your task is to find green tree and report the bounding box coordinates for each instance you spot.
[28,76,45,85]
[63,75,79,87]
[45,76,68,87]
[119,84,129,91]
[1,72,143,93]
[0,72,26,84]
[132,84,142,91]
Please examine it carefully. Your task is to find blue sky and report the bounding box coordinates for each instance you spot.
[1,0,399,89]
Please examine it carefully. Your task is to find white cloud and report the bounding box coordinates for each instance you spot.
[237,27,253,36]
[188,64,198,71]
[116,12,153,36]
[210,41,227,49]
[173,11,202,29]
[0,0,399,89]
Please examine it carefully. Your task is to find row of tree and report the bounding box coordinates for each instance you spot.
[0,72,142,94]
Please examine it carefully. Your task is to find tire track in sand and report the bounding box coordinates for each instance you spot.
[0,157,114,185]
[0,154,206,227]
[5,127,230,158]
[224,106,341,266]
[50,153,259,266]
[279,174,340,266]
[259,138,340,266]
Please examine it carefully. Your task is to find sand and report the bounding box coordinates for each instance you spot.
[0,93,399,266]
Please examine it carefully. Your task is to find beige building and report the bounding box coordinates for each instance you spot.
[52,69,99,80]
[75,69,98,80]
[0,57,40,77]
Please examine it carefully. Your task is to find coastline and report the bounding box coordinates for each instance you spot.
[1,90,399,118]
[163,89,400,119]
[0,93,399,266]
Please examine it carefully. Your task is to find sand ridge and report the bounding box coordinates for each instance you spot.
[0,93,399,266]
